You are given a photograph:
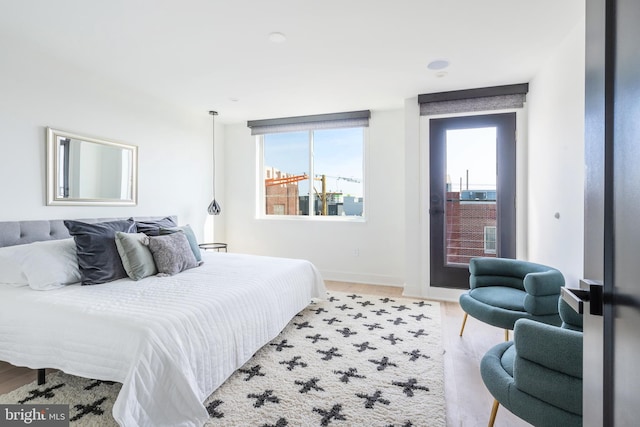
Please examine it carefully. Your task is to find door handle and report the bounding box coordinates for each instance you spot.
[561,287,589,314]
[429,195,442,215]
[561,280,604,316]
[583,280,604,316]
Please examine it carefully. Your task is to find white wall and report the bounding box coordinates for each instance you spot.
[223,20,586,292]
[0,22,584,293]
[403,98,423,296]
[526,20,586,288]
[402,19,586,299]
[223,110,406,286]
[0,32,222,242]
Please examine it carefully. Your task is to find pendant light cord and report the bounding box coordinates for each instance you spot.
[207,111,221,215]
[211,111,217,198]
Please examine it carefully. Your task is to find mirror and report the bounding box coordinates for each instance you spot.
[46,127,138,206]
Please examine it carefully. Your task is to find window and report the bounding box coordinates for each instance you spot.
[248,111,369,219]
[484,226,497,254]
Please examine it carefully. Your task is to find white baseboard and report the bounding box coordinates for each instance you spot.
[320,270,465,303]
[320,270,404,288]
[401,282,464,303]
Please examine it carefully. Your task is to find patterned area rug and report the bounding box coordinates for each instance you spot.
[0,292,445,426]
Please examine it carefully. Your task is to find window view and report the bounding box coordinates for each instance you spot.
[445,127,497,264]
[263,127,364,217]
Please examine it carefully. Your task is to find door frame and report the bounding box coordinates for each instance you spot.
[404,108,528,300]
[428,113,517,289]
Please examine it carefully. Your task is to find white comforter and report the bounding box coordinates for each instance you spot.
[0,252,326,426]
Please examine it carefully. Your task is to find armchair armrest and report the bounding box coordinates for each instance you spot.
[522,269,564,316]
[523,269,564,296]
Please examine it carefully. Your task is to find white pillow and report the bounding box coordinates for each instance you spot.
[0,251,29,286]
[0,239,81,290]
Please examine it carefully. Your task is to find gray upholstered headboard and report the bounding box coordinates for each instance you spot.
[0,216,177,248]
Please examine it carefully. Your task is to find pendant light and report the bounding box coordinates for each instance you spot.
[207,110,221,215]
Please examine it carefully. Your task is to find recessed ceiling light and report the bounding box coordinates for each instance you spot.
[427,60,450,70]
[268,32,287,43]
[229,97,239,102]
[436,71,448,78]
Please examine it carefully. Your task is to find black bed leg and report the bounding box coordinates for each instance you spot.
[37,368,46,385]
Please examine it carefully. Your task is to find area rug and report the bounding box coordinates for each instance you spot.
[0,292,445,426]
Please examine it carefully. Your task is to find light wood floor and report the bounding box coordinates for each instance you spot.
[0,281,531,427]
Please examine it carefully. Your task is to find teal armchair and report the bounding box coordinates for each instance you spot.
[480,298,583,426]
[459,257,565,340]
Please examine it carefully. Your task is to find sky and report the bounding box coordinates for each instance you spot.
[445,127,497,192]
[263,125,496,198]
[264,127,364,197]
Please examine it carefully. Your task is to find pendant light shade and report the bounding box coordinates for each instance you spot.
[207,110,221,215]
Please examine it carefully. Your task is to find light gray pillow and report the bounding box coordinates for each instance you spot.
[115,232,157,280]
[159,224,202,262]
[0,238,80,290]
[148,231,198,276]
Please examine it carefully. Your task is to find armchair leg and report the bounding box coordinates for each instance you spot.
[504,329,509,341]
[459,313,468,336]
[488,399,499,427]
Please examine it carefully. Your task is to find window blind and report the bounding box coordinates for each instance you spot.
[418,84,528,116]
[247,110,371,136]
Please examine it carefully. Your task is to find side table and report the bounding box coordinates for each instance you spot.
[198,242,228,252]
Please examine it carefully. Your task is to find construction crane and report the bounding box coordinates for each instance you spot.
[328,175,361,184]
[264,174,361,215]
[317,175,361,215]
[264,174,309,187]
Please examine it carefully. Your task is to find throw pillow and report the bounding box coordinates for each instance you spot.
[159,224,202,262]
[115,232,157,280]
[64,219,136,285]
[148,231,198,276]
[0,239,81,289]
[0,248,29,286]
[134,216,177,237]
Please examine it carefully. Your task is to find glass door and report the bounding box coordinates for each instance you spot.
[429,113,516,288]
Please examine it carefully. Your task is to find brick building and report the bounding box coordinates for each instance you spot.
[265,167,364,216]
[264,167,301,215]
[445,190,497,264]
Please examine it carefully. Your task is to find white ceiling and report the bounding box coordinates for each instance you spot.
[0,0,584,124]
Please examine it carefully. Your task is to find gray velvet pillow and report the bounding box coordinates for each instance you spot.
[64,219,136,285]
[134,216,177,237]
[159,224,202,262]
[115,232,157,280]
[148,232,198,276]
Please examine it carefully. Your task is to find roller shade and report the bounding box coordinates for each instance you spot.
[247,110,371,136]
[419,84,528,116]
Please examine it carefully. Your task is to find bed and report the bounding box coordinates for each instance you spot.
[0,217,326,426]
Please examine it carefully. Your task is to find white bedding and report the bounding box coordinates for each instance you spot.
[0,251,326,426]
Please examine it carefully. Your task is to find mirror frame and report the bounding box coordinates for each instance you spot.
[46,127,138,206]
